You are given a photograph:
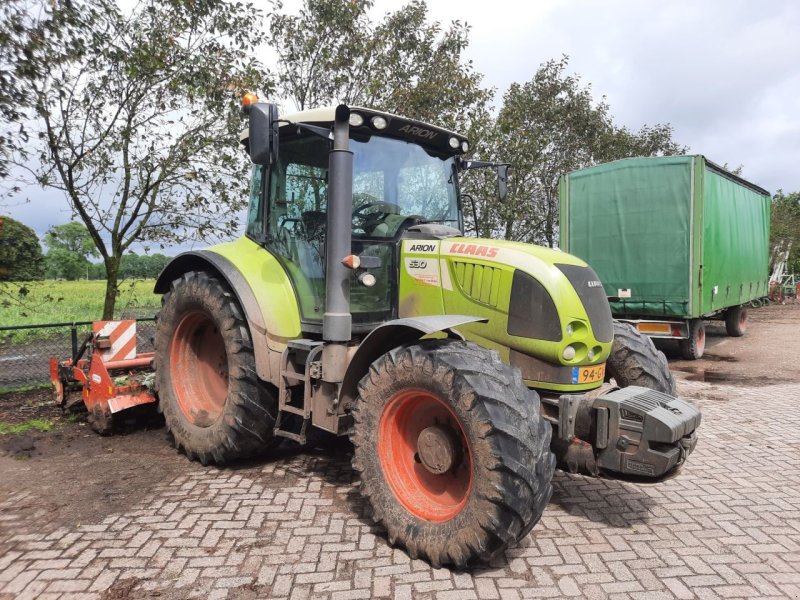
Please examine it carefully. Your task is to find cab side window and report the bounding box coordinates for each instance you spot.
[245,165,266,240]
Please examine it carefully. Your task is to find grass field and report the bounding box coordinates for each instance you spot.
[0,279,160,344]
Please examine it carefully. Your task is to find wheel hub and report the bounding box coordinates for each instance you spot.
[416,425,460,474]
[377,388,473,522]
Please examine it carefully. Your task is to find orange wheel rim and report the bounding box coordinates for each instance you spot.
[169,311,228,427]
[377,388,472,523]
[697,326,705,353]
[739,310,747,331]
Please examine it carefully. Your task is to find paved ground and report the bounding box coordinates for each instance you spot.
[1,305,799,599]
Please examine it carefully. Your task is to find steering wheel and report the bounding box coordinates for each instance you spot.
[352,201,401,220]
[352,201,402,235]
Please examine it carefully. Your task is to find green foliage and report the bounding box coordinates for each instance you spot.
[0,418,53,435]
[771,190,800,273]
[269,0,492,132]
[118,253,171,279]
[43,221,99,280]
[9,0,272,318]
[45,222,98,260]
[45,247,90,280]
[462,56,686,246]
[0,215,44,280]
[0,0,106,178]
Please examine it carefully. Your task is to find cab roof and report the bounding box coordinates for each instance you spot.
[240,105,470,156]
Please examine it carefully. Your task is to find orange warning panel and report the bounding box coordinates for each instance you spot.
[92,320,138,363]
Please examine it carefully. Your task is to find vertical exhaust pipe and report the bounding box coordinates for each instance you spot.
[322,105,353,383]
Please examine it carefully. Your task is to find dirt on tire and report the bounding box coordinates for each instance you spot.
[154,270,279,465]
[350,340,556,568]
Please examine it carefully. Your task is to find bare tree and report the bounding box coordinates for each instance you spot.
[8,0,272,318]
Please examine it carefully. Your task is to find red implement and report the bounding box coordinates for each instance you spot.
[50,320,156,434]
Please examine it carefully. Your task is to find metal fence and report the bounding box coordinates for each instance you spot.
[0,317,156,393]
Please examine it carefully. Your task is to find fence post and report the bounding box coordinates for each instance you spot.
[71,323,78,362]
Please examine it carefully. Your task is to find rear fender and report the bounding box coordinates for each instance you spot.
[338,315,487,409]
[154,251,274,382]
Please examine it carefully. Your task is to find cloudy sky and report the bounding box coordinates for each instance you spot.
[6,0,800,246]
[414,0,800,191]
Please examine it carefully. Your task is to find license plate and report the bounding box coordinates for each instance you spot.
[572,363,605,384]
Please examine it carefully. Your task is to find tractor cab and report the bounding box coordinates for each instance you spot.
[242,106,468,333]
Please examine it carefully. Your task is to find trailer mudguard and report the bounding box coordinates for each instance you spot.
[338,315,487,409]
[154,239,303,382]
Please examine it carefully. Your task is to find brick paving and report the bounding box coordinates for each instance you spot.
[1,379,800,599]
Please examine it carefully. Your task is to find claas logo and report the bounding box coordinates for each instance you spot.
[449,243,499,258]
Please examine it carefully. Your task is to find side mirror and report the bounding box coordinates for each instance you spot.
[497,164,509,202]
[248,102,279,165]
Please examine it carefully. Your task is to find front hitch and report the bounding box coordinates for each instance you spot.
[552,386,701,479]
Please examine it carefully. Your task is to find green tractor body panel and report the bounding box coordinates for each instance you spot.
[207,236,302,350]
[183,233,613,394]
[398,237,613,392]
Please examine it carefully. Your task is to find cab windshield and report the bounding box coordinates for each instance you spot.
[262,131,460,326]
[350,135,460,237]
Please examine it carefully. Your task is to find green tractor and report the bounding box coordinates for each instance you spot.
[153,99,700,568]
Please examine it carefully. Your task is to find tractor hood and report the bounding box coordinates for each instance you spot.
[399,237,615,392]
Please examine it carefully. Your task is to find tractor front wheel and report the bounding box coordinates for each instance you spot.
[154,271,278,465]
[606,321,677,396]
[351,340,555,568]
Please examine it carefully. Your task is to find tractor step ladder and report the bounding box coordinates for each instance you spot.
[274,339,324,444]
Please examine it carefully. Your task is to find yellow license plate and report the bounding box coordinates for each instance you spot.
[572,363,606,384]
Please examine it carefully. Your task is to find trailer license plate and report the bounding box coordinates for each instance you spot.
[572,364,605,384]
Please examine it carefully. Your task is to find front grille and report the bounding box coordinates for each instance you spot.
[451,261,501,307]
[556,263,614,342]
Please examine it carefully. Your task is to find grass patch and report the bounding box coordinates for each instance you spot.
[0,279,160,344]
[0,382,52,396]
[0,418,53,435]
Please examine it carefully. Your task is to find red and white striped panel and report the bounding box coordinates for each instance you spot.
[92,320,137,363]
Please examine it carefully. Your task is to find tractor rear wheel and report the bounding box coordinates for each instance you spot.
[351,340,555,568]
[154,270,278,465]
[606,321,677,396]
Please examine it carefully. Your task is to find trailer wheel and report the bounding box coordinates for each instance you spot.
[725,305,747,337]
[606,321,677,396]
[679,319,705,360]
[351,340,555,568]
[154,270,278,465]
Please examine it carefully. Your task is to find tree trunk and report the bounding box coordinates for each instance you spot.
[102,256,120,320]
[504,215,515,241]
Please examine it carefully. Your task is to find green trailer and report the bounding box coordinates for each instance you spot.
[559,155,770,359]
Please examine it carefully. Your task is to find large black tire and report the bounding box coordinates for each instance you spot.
[725,305,747,337]
[678,319,705,360]
[607,321,677,396]
[350,340,555,568]
[154,271,278,465]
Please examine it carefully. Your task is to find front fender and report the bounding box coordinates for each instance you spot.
[338,315,487,409]
[155,249,277,382]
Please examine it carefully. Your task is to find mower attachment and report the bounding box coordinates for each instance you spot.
[50,320,156,434]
